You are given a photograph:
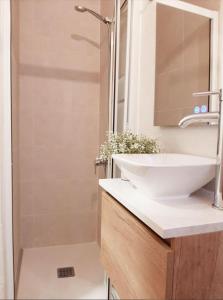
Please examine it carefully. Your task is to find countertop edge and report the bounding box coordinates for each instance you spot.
[99,178,223,239]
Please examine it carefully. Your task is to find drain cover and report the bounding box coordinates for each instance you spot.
[57,267,75,278]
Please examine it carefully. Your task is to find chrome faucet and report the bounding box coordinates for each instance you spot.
[179,89,223,210]
[178,112,219,128]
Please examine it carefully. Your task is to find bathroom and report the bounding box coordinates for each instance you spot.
[1,0,223,299]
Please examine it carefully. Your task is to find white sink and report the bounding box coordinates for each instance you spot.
[112,153,216,200]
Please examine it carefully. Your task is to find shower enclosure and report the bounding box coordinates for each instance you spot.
[0,0,133,298]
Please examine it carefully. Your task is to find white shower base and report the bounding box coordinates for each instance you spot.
[17,242,107,299]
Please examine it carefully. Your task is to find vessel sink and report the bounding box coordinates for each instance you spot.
[112,153,216,199]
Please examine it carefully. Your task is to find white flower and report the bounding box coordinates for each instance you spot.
[97,131,159,161]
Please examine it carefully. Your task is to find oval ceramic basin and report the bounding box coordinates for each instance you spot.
[112,153,216,200]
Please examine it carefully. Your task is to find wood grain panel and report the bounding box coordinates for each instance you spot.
[100,192,173,300]
[171,232,223,300]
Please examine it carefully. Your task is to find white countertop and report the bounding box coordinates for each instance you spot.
[99,178,223,239]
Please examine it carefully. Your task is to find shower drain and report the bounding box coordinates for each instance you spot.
[57,267,75,278]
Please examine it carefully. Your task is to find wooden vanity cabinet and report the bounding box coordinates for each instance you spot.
[100,191,223,300]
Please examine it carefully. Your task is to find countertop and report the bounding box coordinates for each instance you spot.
[99,178,223,239]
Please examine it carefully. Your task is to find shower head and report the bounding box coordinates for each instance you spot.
[74,5,112,24]
[75,5,87,13]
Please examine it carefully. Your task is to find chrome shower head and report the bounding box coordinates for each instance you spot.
[75,5,87,13]
[74,5,112,24]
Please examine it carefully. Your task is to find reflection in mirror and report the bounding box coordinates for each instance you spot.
[117,0,128,132]
[154,3,213,126]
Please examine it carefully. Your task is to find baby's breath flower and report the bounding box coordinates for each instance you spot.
[97,131,160,162]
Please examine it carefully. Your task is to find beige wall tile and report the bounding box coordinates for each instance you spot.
[18,0,100,248]
[21,212,97,248]
[21,179,98,217]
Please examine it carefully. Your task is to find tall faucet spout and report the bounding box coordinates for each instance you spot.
[178,112,219,128]
[192,91,221,97]
[179,89,223,210]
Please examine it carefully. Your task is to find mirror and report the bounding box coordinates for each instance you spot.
[154,3,218,126]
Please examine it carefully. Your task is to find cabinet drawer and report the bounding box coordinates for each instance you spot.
[100,192,173,300]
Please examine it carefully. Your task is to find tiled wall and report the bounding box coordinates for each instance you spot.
[18,0,100,248]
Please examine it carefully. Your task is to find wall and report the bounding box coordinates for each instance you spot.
[18,0,100,248]
[11,0,21,289]
[129,0,221,158]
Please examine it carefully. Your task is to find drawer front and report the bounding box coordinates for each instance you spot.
[100,192,173,300]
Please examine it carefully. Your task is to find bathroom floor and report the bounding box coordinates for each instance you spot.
[17,242,107,300]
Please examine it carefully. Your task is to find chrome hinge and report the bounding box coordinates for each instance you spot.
[94,158,107,174]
